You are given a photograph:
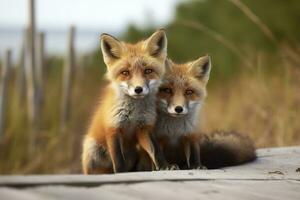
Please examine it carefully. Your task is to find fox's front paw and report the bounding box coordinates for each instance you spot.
[191,165,207,170]
[159,164,179,170]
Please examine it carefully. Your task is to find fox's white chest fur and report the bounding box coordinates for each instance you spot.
[110,92,157,134]
[154,110,200,145]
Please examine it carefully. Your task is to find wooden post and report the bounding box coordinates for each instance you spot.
[36,32,45,119]
[0,50,12,138]
[26,0,38,124]
[16,29,27,105]
[61,26,76,130]
[26,0,38,152]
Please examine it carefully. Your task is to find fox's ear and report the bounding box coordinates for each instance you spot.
[165,58,174,72]
[144,29,167,58]
[100,34,124,64]
[189,55,211,84]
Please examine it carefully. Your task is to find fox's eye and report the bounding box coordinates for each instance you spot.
[121,70,130,76]
[144,69,153,74]
[185,90,194,95]
[162,88,172,94]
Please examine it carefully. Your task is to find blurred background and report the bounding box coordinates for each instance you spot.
[0,0,299,174]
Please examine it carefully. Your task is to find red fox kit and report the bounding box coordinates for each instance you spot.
[153,56,256,169]
[82,30,168,174]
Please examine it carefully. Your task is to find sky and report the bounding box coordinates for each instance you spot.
[0,0,182,60]
[0,0,180,31]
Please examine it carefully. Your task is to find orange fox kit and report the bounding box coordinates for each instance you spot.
[153,56,256,169]
[153,56,211,169]
[82,30,168,174]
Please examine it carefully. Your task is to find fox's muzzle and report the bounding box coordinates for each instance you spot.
[119,79,159,99]
[167,104,188,116]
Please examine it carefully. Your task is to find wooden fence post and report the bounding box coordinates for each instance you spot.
[61,26,76,130]
[0,49,12,138]
[16,29,27,105]
[26,0,39,152]
[26,0,38,124]
[36,32,45,119]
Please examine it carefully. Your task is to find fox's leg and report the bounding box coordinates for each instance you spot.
[136,127,158,169]
[135,148,153,171]
[136,126,163,170]
[154,140,167,169]
[152,137,178,170]
[189,137,206,169]
[137,127,178,170]
[181,135,205,169]
[182,137,191,169]
[120,137,139,172]
[190,141,204,169]
[106,128,127,173]
[82,136,113,174]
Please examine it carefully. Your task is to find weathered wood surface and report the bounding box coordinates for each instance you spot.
[0,146,299,199]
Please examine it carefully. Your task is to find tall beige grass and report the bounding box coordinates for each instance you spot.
[202,67,300,148]
[0,56,299,174]
[0,0,299,174]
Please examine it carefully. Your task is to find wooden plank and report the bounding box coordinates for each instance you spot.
[0,188,43,200]
[0,180,299,200]
[0,146,299,187]
[0,147,299,200]
[0,49,12,138]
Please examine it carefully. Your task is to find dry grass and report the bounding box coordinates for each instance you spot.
[0,59,299,174]
[0,64,103,174]
[199,0,300,147]
[202,66,300,148]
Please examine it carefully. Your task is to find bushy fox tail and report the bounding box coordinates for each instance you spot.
[200,131,256,169]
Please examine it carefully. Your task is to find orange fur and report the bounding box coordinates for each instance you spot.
[82,30,168,174]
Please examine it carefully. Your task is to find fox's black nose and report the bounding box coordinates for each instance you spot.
[175,106,183,113]
[134,86,143,94]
